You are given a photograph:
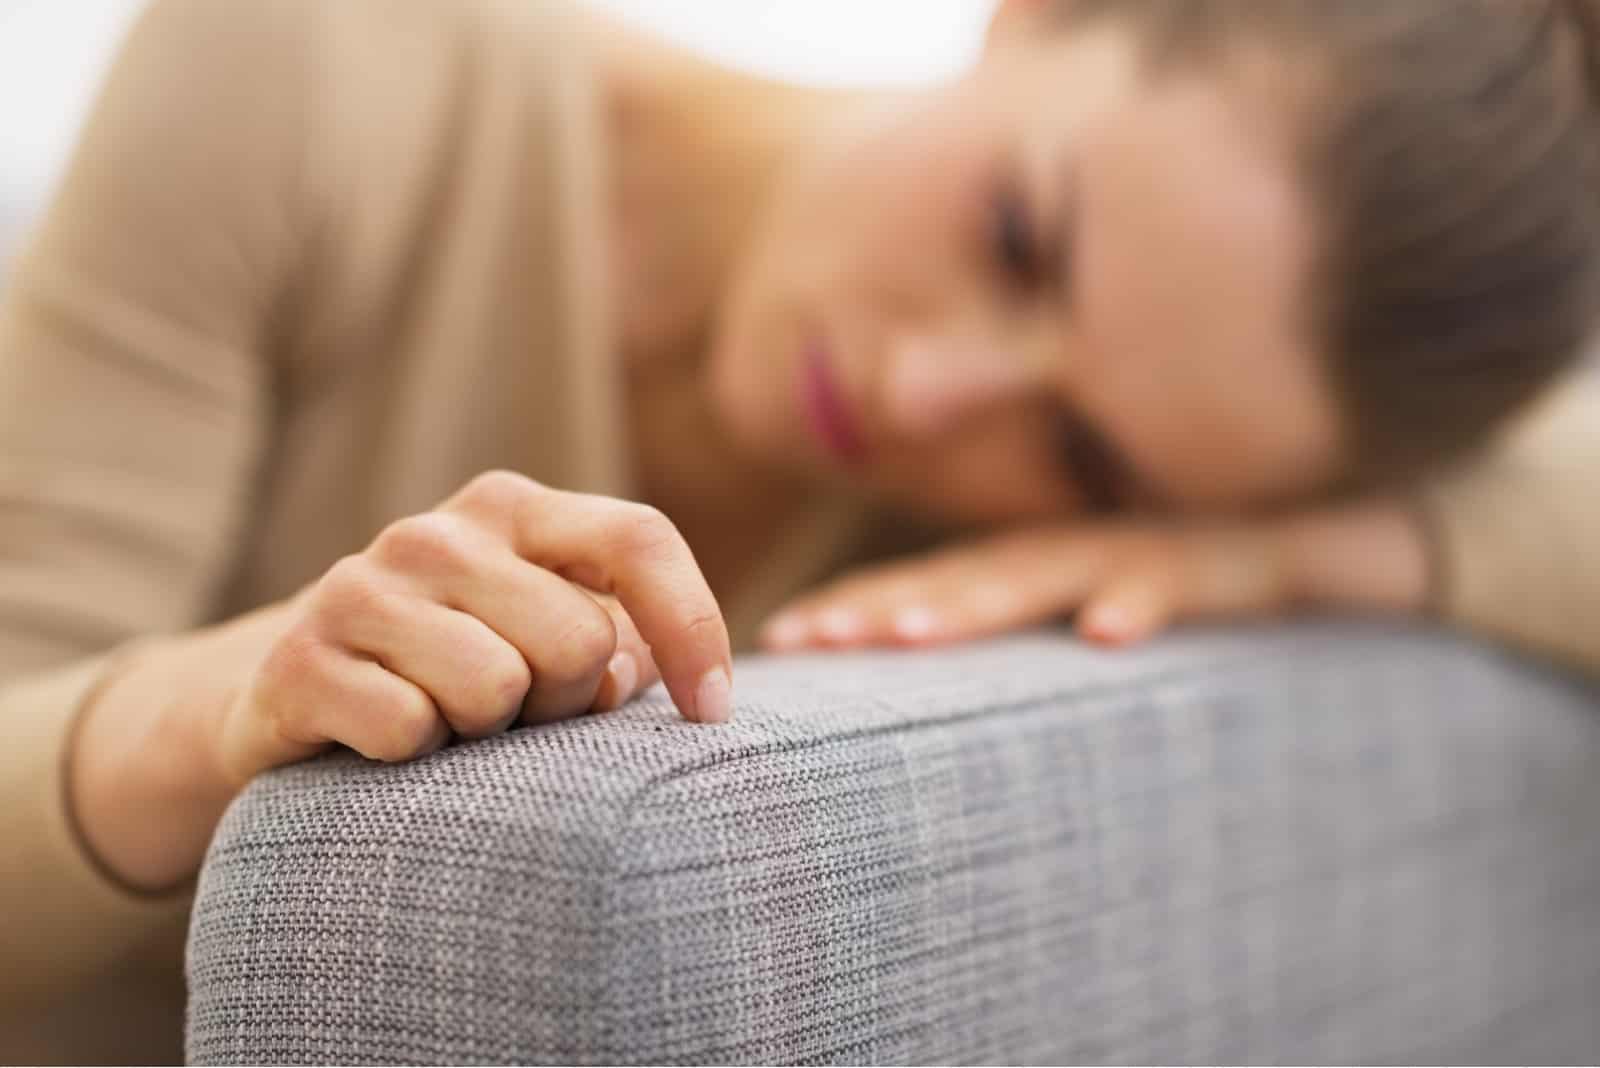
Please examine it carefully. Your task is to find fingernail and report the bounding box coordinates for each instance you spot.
[695,666,732,724]
[605,651,638,706]
[761,614,810,649]
[1085,605,1130,642]
[892,607,941,641]
[816,608,866,643]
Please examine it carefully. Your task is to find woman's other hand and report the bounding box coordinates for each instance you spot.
[759,498,1431,651]
[216,471,734,786]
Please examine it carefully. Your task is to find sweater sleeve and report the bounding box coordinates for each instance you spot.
[0,0,315,1001]
[1417,372,1600,676]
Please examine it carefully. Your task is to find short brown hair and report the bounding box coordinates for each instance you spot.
[1056,0,1600,482]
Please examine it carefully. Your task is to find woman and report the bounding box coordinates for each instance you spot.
[4,0,1599,1060]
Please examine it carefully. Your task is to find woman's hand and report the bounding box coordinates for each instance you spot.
[74,471,733,893]
[216,470,734,786]
[759,498,1431,651]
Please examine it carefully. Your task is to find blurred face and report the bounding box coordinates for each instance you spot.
[709,17,1344,525]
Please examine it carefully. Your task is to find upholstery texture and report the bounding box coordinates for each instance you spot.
[186,624,1600,1065]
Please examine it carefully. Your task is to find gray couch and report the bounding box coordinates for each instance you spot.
[185,622,1600,1064]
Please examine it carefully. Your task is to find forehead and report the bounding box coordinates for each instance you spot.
[1022,41,1344,505]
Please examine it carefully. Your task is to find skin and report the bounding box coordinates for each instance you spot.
[698,8,1425,648]
[67,2,1428,892]
[74,474,735,889]
[712,18,1341,521]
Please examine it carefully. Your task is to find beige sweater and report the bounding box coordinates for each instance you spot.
[0,0,1595,1061]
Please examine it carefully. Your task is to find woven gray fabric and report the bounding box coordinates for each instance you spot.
[186,623,1600,1065]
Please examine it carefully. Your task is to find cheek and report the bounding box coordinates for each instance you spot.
[1087,360,1339,509]
[1075,353,1248,507]
[1075,243,1286,504]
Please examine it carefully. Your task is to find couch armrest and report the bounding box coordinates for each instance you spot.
[186,623,1600,1064]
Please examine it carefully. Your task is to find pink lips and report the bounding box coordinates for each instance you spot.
[802,339,867,464]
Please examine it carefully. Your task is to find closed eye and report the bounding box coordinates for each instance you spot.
[990,184,1045,290]
[991,172,1075,312]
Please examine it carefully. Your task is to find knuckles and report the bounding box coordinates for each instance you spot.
[677,607,728,647]
[601,501,683,560]
[537,606,619,689]
[451,643,534,734]
[365,695,446,764]
[255,475,702,758]
[370,513,476,576]
[311,555,387,626]
[253,626,328,717]
[254,624,449,764]
[249,626,341,747]
[453,469,542,520]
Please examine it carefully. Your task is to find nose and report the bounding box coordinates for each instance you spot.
[882,334,1050,439]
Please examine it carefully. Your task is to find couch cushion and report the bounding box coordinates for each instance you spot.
[187,623,1600,1064]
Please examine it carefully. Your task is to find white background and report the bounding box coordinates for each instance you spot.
[0,0,998,272]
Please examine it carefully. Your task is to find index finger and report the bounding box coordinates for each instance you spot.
[447,473,733,723]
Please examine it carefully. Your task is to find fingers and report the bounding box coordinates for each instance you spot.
[331,527,603,727]
[232,630,451,780]
[296,651,454,763]
[1077,526,1288,645]
[588,593,662,713]
[1077,572,1178,647]
[762,530,1102,650]
[765,572,1041,649]
[325,587,530,738]
[446,473,732,723]
[231,474,727,787]
[359,521,660,724]
[757,523,1290,653]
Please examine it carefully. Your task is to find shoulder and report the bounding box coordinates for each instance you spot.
[314,0,588,102]
[302,0,596,223]
[120,0,591,170]
[1476,367,1600,473]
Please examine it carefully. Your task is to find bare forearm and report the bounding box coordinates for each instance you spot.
[67,602,293,892]
[1275,496,1431,617]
